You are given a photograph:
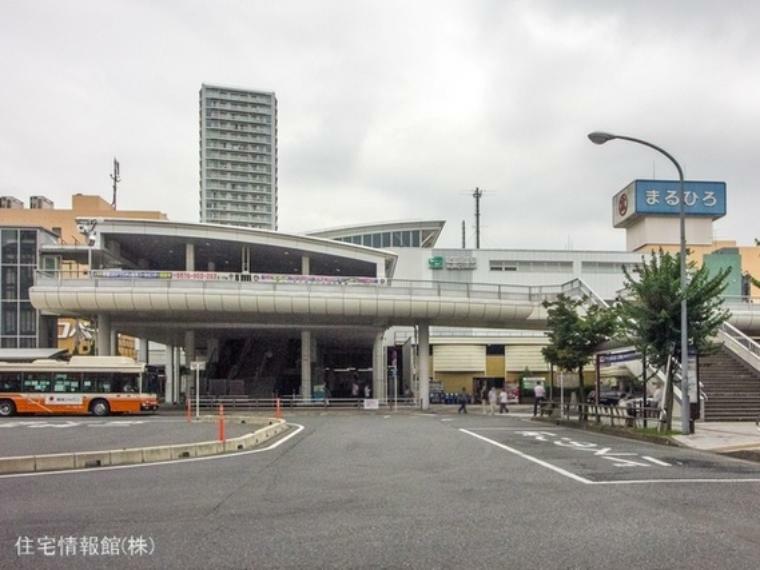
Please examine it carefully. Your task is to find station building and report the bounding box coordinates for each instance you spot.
[21,179,760,407]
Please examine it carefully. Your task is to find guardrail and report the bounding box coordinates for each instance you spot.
[719,321,760,365]
[187,396,419,410]
[541,400,661,428]
[35,270,600,305]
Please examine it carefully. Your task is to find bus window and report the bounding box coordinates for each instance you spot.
[82,372,113,393]
[113,373,139,393]
[22,372,52,393]
[52,372,82,393]
[0,372,21,392]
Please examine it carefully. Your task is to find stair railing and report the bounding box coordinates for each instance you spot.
[718,322,760,372]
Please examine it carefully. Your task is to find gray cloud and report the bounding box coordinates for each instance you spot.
[1,0,758,250]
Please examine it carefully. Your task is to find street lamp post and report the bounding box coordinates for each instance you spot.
[587,131,690,435]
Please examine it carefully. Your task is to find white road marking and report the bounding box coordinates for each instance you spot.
[642,456,671,467]
[462,427,566,431]
[440,418,453,422]
[459,428,593,485]
[594,478,760,485]
[0,424,305,480]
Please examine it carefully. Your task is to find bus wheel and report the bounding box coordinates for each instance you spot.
[0,400,16,417]
[90,399,110,417]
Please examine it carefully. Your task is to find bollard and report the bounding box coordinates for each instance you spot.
[186,397,191,423]
[275,398,282,419]
[218,404,225,442]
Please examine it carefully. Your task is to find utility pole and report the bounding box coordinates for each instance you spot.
[461,220,466,249]
[110,158,120,209]
[473,187,483,249]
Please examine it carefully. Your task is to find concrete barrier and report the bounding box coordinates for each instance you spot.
[169,444,198,460]
[74,451,112,469]
[35,453,75,472]
[0,416,289,475]
[195,441,224,457]
[110,448,144,466]
[141,446,173,463]
[0,455,37,475]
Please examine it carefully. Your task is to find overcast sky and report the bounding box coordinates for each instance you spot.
[1,0,758,250]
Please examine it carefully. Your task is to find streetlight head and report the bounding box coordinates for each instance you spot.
[588,131,617,145]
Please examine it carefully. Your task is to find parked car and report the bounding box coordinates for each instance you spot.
[588,390,629,405]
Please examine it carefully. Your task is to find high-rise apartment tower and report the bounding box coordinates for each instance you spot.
[199,84,278,229]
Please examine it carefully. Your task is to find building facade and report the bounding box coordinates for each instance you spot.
[1,226,58,348]
[199,84,278,230]
[0,193,167,354]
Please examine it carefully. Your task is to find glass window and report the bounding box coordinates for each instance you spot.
[412,231,420,247]
[82,372,113,393]
[22,372,52,392]
[19,267,33,300]
[0,372,21,392]
[402,231,411,247]
[52,372,82,393]
[362,234,372,247]
[351,236,361,245]
[2,267,17,300]
[113,373,139,393]
[19,230,36,264]
[372,233,382,248]
[19,337,36,348]
[381,233,391,248]
[392,232,403,247]
[2,302,17,335]
[19,303,36,335]
[1,338,17,348]
[1,229,18,263]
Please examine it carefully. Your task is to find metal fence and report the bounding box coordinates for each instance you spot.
[187,396,419,411]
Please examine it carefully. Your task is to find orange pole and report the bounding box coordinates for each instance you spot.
[275,397,282,419]
[218,404,225,442]
[186,396,191,423]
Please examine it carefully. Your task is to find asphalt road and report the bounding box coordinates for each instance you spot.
[2,411,760,569]
[0,417,255,456]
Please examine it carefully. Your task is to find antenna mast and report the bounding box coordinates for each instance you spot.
[110,158,121,209]
[473,187,483,249]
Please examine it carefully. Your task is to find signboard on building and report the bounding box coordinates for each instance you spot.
[613,180,726,228]
[445,256,477,270]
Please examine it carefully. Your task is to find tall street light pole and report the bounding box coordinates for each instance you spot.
[587,131,690,435]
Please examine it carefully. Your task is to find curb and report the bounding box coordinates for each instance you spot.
[0,417,288,475]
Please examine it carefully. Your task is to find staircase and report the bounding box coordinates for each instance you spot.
[699,345,760,421]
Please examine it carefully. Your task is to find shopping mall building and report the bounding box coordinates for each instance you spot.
[4,179,760,407]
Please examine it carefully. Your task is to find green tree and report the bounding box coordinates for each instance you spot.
[541,295,618,412]
[619,250,730,431]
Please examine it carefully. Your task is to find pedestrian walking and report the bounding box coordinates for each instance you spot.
[533,381,546,417]
[457,388,468,414]
[480,384,489,415]
[498,387,509,414]
[364,384,371,398]
[488,387,497,416]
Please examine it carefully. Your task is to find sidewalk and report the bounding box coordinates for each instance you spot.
[673,421,760,452]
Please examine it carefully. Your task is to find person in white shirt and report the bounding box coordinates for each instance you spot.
[487,387,497,415]
[498,388,509,414]
[364,384,371,398]
[533,381,546,416]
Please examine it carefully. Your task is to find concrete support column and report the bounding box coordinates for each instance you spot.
[301,331,312,399]
[184,331,196,399]
[138,337,149,364]
[96,314,111,356]
[418,323,430,410]
[301,255,310,275]
[376,261,386,280]
[165,344,175,404]
[185,243,195,271]
[241,246,251,273]
[372,331,386,402]
[174,346,182,403]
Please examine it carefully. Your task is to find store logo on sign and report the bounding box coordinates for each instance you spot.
[618,193,628,217]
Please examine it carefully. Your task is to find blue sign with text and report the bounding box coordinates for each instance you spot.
[634,180,726,217]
